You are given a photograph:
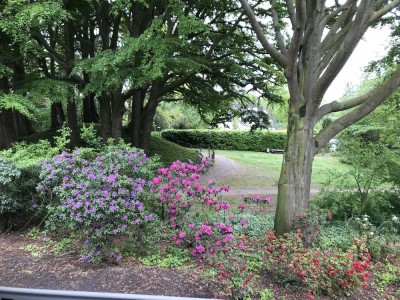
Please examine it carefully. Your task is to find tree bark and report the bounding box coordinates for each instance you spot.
[99,89,124,143]
[274,106,316,235]
[110,88,124,142]
[50,102,65,130]
[67,100,80,148]
[99,93,112,142]
[130,90,144,148]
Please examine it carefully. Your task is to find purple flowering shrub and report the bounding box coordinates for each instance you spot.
[38,145,159,264]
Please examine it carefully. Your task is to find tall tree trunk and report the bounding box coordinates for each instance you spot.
[130,90,144,148]
[274,105,316,235]
[99,93,112,142]
[98,89,124,143]
[110,88,124,142]
[67,100,80,148]
[50,102,65,130]
[139,84,160,155]
[0,110,18,149]
[82,94,99,123]
[139,107,157,156]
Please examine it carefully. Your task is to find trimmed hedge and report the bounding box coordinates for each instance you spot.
[161,129,286,151]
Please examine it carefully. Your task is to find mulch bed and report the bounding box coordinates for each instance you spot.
[0,232,398,299]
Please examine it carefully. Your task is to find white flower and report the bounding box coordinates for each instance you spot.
[392,215,398,222]
[369,232,374,236]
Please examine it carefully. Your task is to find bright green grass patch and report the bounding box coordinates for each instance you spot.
[150,135,200,166]
[215,150,351,189]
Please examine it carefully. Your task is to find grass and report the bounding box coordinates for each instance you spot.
[214,150,351,189]
[150,135,199,165]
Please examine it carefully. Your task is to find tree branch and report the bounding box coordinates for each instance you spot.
[315,64,400,148]
[315,0,373,100]
[271,0,288,56]
[320,0,355,28]
[239,0,288,67]
[285,0,296,27]
[370,0,400,23]
[33,33,68,70]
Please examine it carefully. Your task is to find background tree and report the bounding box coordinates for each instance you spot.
[239,0,400,234]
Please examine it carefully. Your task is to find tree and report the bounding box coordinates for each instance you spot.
[239,0,400,234]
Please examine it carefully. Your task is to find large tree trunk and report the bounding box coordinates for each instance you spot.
[110,88,124,142]
[139,104,157,156]
[0,110,18,149]
[99,93,112,142]
[50,102,65,130]
[82,93,99,123]
[67,100,80,148]
[130,90,144,148]
[98,89,124,143]
[274,105,316,235]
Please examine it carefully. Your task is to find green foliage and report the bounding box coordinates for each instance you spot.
[80,123,103,150]
[161,129,286,151]
[314,138,400,224]
[373,262,400,292]
[0,126,71,168]
[319,221,358,250]
[139,247,190,268]
[0,93,37,119]
[259,288,275,300]
[0,157,41,232]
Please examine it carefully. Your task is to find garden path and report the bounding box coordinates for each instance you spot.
[200,154,320,196]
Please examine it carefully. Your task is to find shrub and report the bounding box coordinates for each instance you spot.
[161,129,286,151]
[0,158,41,232]
[39,143,160,264]
[247,231,371,298]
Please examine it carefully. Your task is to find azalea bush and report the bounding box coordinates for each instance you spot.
[239,230,371,298]
[38,143,160,264]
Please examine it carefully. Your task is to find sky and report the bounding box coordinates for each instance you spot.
[323,27,392,103]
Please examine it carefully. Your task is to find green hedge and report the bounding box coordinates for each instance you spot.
[161,129,286,151]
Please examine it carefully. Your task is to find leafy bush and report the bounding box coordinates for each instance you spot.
[245,231,371,298]
[39,143,160,264]
[0,158,41,232]
[161,129,286,151]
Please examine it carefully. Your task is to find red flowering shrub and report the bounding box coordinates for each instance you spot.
[201,250,256,299]
[248,231,372,297]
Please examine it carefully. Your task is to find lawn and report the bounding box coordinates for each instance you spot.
[213,150,351,190]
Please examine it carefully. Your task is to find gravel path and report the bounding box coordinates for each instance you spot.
[200,154,320,196]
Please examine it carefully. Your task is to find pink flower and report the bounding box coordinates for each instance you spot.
[265,196,271,203]
[238,203,244,210]
[178,232,186,239]
[254,194,260,201]
[241,220,247,226]
[228,214,233,220]
[238,242,244,249]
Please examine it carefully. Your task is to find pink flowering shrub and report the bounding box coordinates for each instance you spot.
[38,145,159,264]
[150,160,262,259]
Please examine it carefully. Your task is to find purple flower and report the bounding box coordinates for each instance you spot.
[109,205,116,211]
[144,214,153,220]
